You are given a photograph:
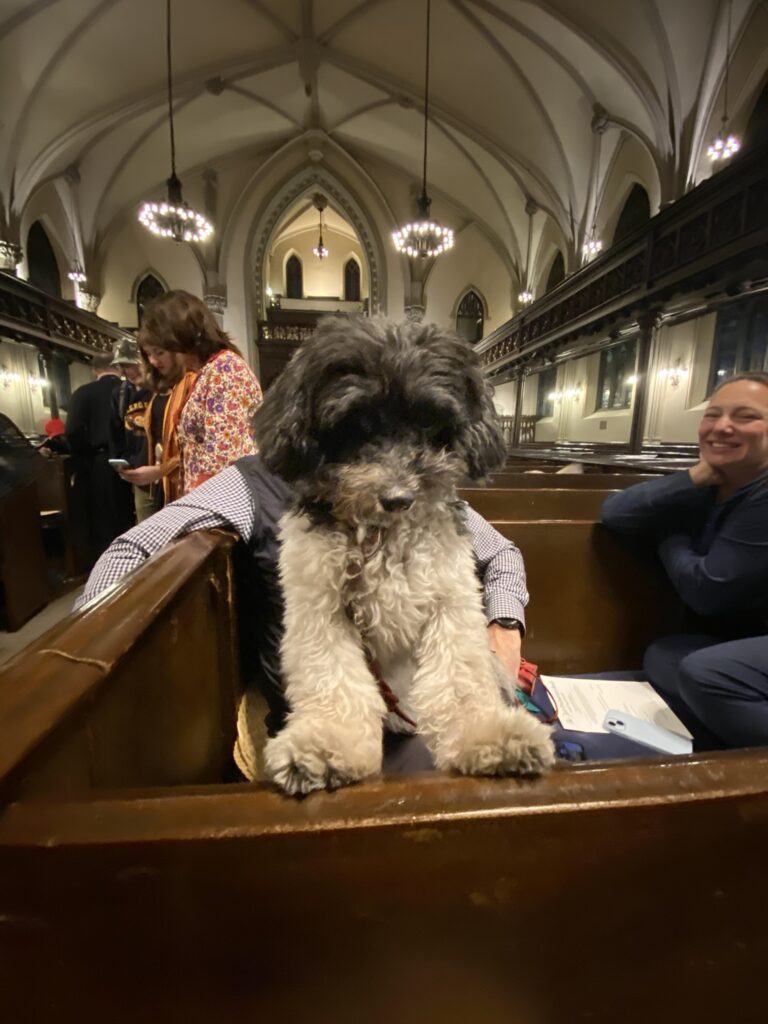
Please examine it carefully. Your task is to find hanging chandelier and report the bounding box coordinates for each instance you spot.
[708,0,741,162]
[138,0,213,243]
[582,109,606,263]
[392,0,454,259]
[312,193,329,260]
[517,198,537,306]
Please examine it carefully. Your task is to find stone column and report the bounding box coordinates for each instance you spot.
[628,311,661,454]
[404,305,425,323]
[77,290,101,314]
[204,286,228,328]
[511,372,525,448]
[0,241,22,274]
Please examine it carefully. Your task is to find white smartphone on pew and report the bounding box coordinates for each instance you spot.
[603,710,693,755]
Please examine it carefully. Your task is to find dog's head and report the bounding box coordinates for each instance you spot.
[253,315,505,524]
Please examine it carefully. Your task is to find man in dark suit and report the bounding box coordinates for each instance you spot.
[66,350,135,568]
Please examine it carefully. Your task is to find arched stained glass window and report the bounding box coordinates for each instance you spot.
[456,290,484,343]
[344,258,361,302]
[27,221,61,298]
[545,251,565,293]
[286,255,303,299]
[613,184,651,244]
[136,273,165,327]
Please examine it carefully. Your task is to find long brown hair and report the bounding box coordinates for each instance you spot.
[138,290,240,363]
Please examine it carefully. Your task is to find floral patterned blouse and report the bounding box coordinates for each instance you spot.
[178,348,262,493]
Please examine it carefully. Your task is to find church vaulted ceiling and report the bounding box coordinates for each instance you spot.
[1,0,765,277]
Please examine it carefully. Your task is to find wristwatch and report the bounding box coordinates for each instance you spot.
[491,617,524,636]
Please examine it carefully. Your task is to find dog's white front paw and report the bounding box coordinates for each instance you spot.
[264,717,382,796]
[436,706,555,777]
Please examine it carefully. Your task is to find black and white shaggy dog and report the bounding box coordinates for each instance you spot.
[253,315,554,795]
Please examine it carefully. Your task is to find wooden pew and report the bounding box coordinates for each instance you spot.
[460,486,614,521]
[0,480,49,630]
[494,519,684,672]
[488,471,654,489]
[2,532,767,1023]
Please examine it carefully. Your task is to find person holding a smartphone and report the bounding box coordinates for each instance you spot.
[601,372,768,750]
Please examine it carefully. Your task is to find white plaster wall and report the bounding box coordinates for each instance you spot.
[646,314,716,443]
[492,380,518,416]
[97,219,204,329]
[268,226,367,299]
[423,223,513,337]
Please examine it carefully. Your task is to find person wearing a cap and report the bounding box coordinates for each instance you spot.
[108,338,154,523]
[66,350,135,568]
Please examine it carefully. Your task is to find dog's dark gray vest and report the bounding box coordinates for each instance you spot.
[232,456,293,733]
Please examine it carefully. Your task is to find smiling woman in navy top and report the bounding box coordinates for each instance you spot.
[601,372,768,750]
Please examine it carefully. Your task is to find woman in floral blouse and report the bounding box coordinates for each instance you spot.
[138,290,262,493]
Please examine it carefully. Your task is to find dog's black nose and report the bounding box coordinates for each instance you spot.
[380,495,414,513]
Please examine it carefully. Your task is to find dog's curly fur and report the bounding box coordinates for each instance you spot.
[253,315,554,795]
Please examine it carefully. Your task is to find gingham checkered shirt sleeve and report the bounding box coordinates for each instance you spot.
[78,468,529,627]
[463,504,529,627]
[75,466,256,609]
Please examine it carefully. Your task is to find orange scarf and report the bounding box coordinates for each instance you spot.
[145,370,198,504]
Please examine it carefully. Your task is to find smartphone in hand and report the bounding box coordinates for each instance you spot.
[108,458,130,471]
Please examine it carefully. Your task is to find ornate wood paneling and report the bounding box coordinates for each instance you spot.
[480,143,768,381]
[0,273,132,357]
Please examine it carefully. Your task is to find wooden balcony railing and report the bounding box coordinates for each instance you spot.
[0,272,132,356]
[479,141,768,380]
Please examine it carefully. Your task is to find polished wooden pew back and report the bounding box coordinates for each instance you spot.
[461,486,614,521]
[0,530,765,1023]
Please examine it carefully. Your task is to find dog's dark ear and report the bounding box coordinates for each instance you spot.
[252,350,321,481]
[456,369,506,480]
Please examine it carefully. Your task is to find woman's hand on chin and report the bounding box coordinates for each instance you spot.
[689,458,726,487]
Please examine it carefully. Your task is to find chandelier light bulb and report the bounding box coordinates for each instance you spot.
[68,260,86,284]
[139,174,213,243]
[582,237,603,261]
[707,130,741,162]
[518,290,533,305]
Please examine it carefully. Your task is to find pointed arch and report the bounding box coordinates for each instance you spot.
[248,164,387,320]
[454,287,487,344]
[612,183,651,244]
[284,251,303,299]
[343,254,361,302]
[26,219,61,297]
[132,270,167,326]
[544,251,565,293]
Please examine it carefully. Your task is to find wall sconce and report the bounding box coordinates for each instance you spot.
[0,367,21,389]
[656,358,689,389]
[547,385,583,402]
